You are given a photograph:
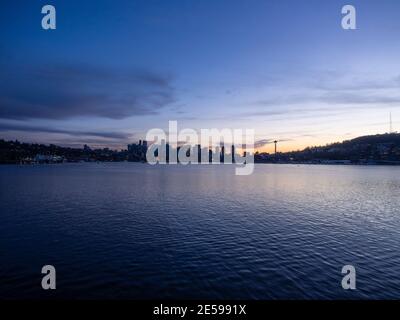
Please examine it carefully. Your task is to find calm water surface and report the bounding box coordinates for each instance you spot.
[1,163,400,299]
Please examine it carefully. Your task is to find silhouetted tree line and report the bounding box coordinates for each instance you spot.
[255,133,400,164]
[2,133,400,165]
[0,140,131,164]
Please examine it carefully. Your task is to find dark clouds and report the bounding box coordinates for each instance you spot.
[0,64,175,120]
[0,123,133,140]
[253,139,273,148]
[253,138,293,148]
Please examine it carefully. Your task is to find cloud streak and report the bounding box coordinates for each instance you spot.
[241,73,400,121]
[0,64,175,120]
[0,123,133,140]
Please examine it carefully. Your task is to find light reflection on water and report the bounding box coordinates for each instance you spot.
[1,163,400,299]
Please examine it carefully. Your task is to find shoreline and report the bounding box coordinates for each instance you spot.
[2,161,400,167]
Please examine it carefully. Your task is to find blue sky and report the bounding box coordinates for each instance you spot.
[1,0,400,151]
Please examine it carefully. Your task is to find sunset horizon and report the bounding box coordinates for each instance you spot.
[1,1,400,153]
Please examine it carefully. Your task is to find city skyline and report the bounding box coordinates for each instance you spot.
[1,0,400,153]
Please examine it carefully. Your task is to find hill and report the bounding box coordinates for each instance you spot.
[256,133,400,164]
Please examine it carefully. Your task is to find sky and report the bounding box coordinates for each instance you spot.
[1,0,400,153]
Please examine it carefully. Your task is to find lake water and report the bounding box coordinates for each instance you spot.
[1,163,399,299]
